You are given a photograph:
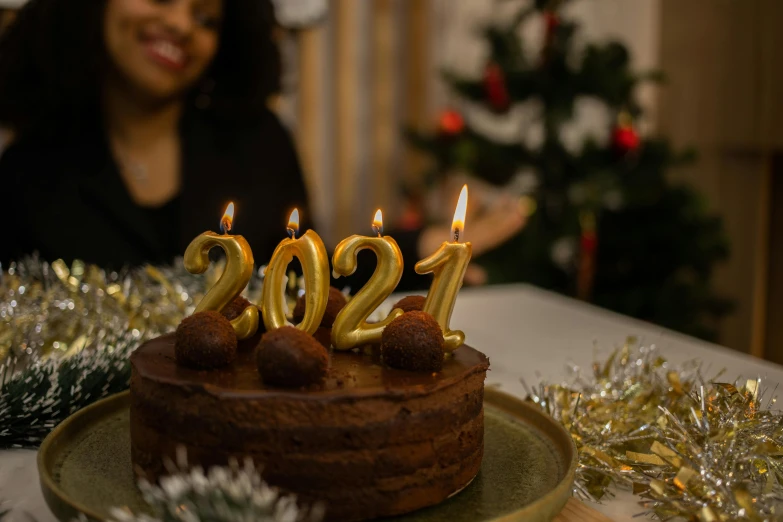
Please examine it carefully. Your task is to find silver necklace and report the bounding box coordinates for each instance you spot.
[124,159,150,185]
[114,147,150,186]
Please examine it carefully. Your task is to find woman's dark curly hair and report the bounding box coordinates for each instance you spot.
[0,0,281,140]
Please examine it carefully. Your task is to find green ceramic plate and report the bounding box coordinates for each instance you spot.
[38,388,576,522]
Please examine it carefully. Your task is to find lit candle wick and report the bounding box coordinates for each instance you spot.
[287,208,300,240]
[372,209,383,238]
[221,218,232,235]
[451,185,468,244]
[220,202,235,235]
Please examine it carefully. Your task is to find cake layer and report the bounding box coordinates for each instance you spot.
[130,334,489,521]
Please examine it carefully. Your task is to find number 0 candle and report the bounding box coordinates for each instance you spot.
[331,210,404,350]
[184,202,259,339]
[415,185,472,352]
[261,209,329,335]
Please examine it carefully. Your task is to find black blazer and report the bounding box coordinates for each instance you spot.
[0,109,424,290]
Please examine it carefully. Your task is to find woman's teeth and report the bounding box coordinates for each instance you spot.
[152,40,184,65]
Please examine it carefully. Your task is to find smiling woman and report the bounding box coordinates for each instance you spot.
[0,0,308,269]
[0,0,280,140]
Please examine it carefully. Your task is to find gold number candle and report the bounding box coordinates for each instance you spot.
[261,209,329,334]
[184,202,259,339]
[415,185,472,351]
[332,210,404,350]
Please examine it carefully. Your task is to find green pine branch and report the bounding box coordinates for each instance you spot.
[0,332,137,449]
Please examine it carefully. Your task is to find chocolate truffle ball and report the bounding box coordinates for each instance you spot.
[381,311,444,372]
[392,295,426,314]
[293,286,347,328]
[222,296,254,321]
[257,326,329,388]
[175,311,237,369]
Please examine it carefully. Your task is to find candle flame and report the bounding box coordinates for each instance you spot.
[287,208,300,239]
[372,209,383,237]
[452,185,468,242]
[220,202,235,234]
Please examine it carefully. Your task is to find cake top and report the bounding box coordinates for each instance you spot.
[131,333,488,399]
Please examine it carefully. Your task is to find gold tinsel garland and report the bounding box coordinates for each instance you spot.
[528,339,783,521]
[1,256,248,365]
[0,255,303,366]
[0,256,295,449]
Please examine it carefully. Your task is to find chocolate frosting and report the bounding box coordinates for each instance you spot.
[133,334,486,396]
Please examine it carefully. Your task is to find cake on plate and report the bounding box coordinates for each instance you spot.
[129,293,490,521]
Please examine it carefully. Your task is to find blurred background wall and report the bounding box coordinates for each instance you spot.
[273,0,783,359]
[656,0,783,361]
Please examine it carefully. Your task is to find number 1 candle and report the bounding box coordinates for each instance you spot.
[184,202,259,339]
[261,209,329,335]
[331,210,404,350]
[415,185,472,352]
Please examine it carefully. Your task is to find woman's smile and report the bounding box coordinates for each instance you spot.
[143,34,189,72]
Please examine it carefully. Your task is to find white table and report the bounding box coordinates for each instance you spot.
[2,284,782,522]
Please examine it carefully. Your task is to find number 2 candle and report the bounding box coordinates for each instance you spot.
[415,185,472,352]
[331,209,404,350]
[184,202,260,339]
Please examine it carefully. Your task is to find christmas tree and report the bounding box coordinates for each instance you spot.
[408,0,732,341]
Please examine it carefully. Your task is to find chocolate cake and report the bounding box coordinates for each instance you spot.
[130,334,489,521]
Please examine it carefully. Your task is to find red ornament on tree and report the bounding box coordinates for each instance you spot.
[544,11,560,43]
[438,109,465,136]
[483,63,511,112]
[540,9,561,65]
[612,113,640,154]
